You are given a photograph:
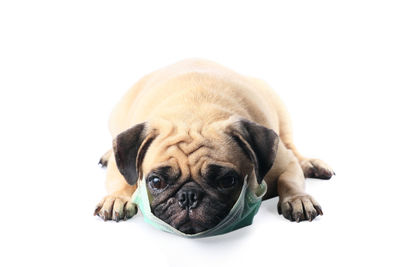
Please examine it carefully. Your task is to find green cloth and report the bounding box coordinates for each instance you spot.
[131,175,267,238]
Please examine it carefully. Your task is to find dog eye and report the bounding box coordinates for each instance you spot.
[217,176,237,189]
[149,176,167,190]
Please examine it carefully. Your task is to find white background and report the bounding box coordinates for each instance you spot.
[1,1,399,266]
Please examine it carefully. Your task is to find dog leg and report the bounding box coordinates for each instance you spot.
[252,76,335,180]
[94,154,138,221]
[299,158,335,179]
[98,149,111,168]
[276,160,323,222]
[279,127,335,180]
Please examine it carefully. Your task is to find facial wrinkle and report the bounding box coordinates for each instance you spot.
[164,143,190,178]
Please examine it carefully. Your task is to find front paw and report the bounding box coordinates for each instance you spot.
[278,195,323,222]
[94,195,137,222]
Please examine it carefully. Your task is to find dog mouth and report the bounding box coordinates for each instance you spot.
[172,208,230,234]
[177,220,206,234]
[152,196,230,234]
[173,211,209,234]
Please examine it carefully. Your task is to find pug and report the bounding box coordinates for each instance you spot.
[94,59,334,233]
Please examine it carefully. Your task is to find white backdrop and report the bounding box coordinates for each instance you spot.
[1,1,399,266]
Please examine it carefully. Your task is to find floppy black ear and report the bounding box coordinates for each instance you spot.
[229,119,279,184]
[113,122,156,185]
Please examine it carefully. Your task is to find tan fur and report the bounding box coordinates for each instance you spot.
[95,59,334,222]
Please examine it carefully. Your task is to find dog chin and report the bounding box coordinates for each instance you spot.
[169,209,209,234]
[177,220,208,234]
[153,196,230,234]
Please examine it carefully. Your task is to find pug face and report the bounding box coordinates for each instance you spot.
[113,118,278,234]
[144,164,244,234]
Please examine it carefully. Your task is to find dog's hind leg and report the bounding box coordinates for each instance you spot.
[250,77,334,180]
[275,101,335,180]
[98,149,112,168]
[276,107,335,179]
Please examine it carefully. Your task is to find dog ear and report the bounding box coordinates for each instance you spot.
[113,122,156,185]
[229,119,279,184]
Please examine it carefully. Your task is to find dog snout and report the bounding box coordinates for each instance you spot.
[177,183,203,210]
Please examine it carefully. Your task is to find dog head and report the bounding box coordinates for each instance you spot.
[113,118,279,234]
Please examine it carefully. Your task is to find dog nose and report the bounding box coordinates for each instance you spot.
[178,189,202,210]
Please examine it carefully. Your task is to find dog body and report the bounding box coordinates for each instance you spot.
[95,59,333,230]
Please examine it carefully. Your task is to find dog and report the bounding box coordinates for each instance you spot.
[94,59,334,234]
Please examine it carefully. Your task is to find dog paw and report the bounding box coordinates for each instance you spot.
[94,195,137,221]
[278,194,323,222]
[300,158,335,179]
[98,149,111,168]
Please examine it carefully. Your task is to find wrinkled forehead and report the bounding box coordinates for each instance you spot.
[141,124,250,178]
